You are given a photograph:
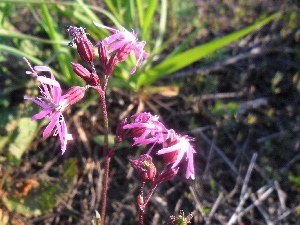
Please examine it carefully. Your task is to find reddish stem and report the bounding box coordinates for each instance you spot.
[95,82,110,225]
[139,182,145,225]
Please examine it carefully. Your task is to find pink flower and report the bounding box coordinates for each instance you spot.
[123,112,168,149]
[93,22,149,74]
[24,58,85,154]
[157,130,196,180]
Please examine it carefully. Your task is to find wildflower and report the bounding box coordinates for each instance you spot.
[24,58,86,154]
[157,130,196,180]
[67,26,94,63]
[130,154,156,182]
[164,210,193,225]
[94,22,149,74]
[123,112,168,148]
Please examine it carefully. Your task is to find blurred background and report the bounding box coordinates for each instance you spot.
[0,0,299,224]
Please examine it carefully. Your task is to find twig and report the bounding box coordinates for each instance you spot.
[227,153,257,225]
[206,193,223,225]
[192,127,240,175]
[234,186,274,220]
[189,186,208,222]
[250,193,273,225]
[273,207,297,223]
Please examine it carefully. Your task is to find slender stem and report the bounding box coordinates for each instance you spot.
[139,182,145,225]
[101,156,111,225]
[142,185,157,209]
[96,84,110,225]
[99,90,109,155]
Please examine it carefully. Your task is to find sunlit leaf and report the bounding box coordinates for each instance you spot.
[137,13,280,87]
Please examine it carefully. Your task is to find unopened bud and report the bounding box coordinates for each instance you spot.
[77,38,95,63]
[115,118,128,141]
[97,42,118,76]
[105,54,118,76]
[71,63,90,79]
[67,26,94,63]
[97,41,108,67]
[71,63,100,86]
[152,167,179,188]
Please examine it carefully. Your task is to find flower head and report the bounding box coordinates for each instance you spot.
[24,58,85,154]
[94,22,149,74]
[123,112,168,149]
[157,130,196,180]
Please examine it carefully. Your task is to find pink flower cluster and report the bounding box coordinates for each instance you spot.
[122,112,196,180]
[23,58,86,154]
[94,22,149,74]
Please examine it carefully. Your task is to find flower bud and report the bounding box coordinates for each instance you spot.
[105,54,118,76]
[67,26,94,63]
[71,62,90,79]
[116,118,128,136]
[97,42,118,76]
[97,41,108,67]
[77,38,95,63]
[130,154,156,182]
[152,167,179,188]
[71,63,100,86]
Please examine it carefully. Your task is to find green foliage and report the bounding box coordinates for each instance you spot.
[137,13,280,88]
[0,104,40,166]
[213,100,239,119]
[289,174,300,186]
[0,1,280,92]
[93,134,130,149]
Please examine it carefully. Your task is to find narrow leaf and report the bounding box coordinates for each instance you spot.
[138,13,280,87]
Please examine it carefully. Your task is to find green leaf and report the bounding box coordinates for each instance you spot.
[2,196,42,217]
[140,0,158,40]
[39,3,75,84]
[8,117,38,160]
[137,13,281,87]
[93,134,130,149]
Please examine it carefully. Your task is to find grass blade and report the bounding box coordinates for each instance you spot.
[137,13,280,87]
